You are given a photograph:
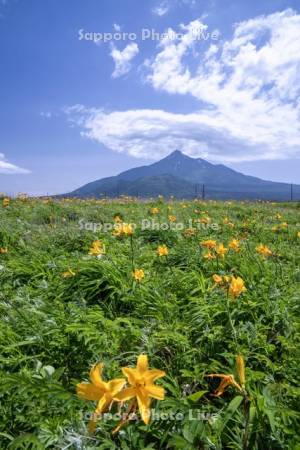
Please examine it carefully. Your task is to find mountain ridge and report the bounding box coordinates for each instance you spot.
[64,151,299,200]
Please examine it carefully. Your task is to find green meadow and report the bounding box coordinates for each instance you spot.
[0,197,299,449]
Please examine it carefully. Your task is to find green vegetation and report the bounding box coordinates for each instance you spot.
[0,197,299,449]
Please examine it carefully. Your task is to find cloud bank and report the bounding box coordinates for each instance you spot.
[0,153,30,174]
[69,9,300,162]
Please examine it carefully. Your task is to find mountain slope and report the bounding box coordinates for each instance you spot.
[64,151,299,200]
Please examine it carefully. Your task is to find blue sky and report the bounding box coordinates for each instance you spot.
[1,0,300,195]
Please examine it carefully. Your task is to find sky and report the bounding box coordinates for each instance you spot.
[1,0,300,196]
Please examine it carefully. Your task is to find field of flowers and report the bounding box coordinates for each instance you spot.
[0,196,299,449]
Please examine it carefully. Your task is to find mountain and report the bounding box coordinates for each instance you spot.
[64,150,300,200]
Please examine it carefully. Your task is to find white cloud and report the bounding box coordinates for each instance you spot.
[69,9,300,163]
[113,23,121,32]
[0,153,30,174]
[110,43,139,78]
[152,2,170,16]
[40,111,52,118]
[152,0,196,16]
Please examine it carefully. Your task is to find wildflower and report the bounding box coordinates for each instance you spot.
[89,240,105,256]
[236,355,246,389]
[114,354,165,425]
[223,217,234,227]
[0,247,8,254]
[2,197,10,208]
[150,207,159,215]
[228,239,240,252]
[133,269,145,282]
[212,274,223,284]
[157,245,169,257]
[201,240,217,249]
[216,243,228,258]
[206,373,242,397]
[275,213,282,220]
[62,268,76,278]
[298,231,300,238]
[114,215,123,223]
[168,215,177,223]
[77,363,126,434]
[256,244,272,257]
[183,228,196,237]
[200,216,211,224]
[204,251,215,260]
[113,223,134,237]
[228,276,247,298]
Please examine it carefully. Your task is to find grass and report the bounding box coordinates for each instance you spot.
[0,196,299,449]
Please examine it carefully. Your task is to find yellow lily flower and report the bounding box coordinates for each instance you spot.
[157,245,169,257]
[168,215,177,223]
[132,269,145,282]
[201,240,217,249]
[89,240,105,256]
[113,215,123,223]
[62,268,76,278]
[2,197,10,208]
[228,276,247,298]
[256,244,272,257]
[228,239,240,252]
[77,363,126,434]
[204,251,215,260]
[114,354,165,425]
[113,222,134,236]
[216,243,228,258]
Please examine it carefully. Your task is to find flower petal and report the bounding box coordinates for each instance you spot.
[90,363,107,390]
[95,392,112,414]
[114,387,136,402]
[144,369,166,383]
[76,382,105,401]
[137,354,148,374]
[108,378,127,397]
[136,390,151,424]
[122,367,138,385]
[144,384,165,400]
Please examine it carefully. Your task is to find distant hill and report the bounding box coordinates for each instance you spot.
[64,150,300,200]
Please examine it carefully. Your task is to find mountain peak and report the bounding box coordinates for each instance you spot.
[66,149,299,200]
[166,150,186,158]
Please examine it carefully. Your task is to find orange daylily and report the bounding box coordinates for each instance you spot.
[228,239,241,252]
[206,373,243,397]
[77,363,126,434]
[113,222,134,236]
[256,244,272,257]
[216,243,228,258]
[201,240,217,249]
[89,240,105,256]
[157,245,169,257]
[228,276,247,298]
[114,354,165,425]
[132,269,145,282]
